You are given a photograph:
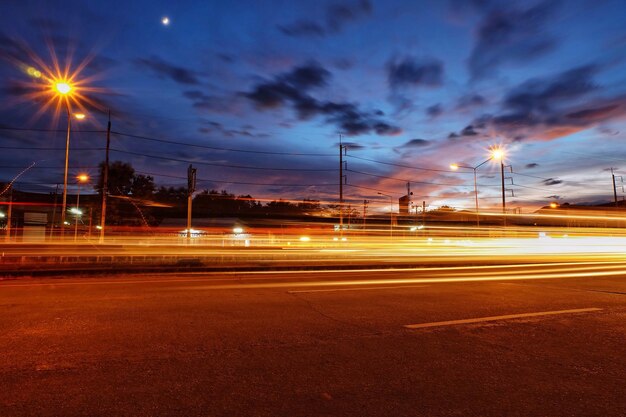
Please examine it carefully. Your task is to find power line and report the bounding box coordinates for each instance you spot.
[346,168,464,187]
[346,154,459,173]
[134,170,337,187]
[109,148,337,172]
[111,131,336,157]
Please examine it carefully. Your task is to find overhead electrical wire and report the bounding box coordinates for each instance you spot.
[111,131,336,157]
[109,148,337,172]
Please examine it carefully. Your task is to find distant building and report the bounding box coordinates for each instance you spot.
[399,194,410,214]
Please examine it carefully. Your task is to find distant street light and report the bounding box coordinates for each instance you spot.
[74,173,90,241]
[377,192,393,238]
[450,156,493,227]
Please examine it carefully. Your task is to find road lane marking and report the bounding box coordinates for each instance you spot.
[404,307,603,329]
[287,284,428,294]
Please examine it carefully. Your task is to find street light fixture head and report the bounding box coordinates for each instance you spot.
[54,81,72,95]
[74,113,86,120]
[77,173,89,183]
[490,148,504,161]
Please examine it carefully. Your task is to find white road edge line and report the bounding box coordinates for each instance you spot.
[288,284,428,294]
[404,307,603,329]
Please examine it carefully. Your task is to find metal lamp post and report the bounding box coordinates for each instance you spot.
[450,157,493,227]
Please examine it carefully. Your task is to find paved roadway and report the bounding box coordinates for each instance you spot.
[1,263,625,416]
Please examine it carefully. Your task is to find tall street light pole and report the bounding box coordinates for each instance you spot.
[377,192,393,238]
[54,81,73,240]
[450,157,492,228]
[489,148,506,226]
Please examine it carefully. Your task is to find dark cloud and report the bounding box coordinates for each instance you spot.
[136,56,201,85]
[340,142,366,150]
[245,62,329,111]
[526,163,539,169]
[402,138,431,147]
[469,1,559,79]
[283,62,330,89]
[387,56,444,89]
[327,0,372,31]
[244,63,401,136]
[426,104,443,117]
[278,0,371,37]
[456,93,486,110]
[543,178,563,186]
[566,104,620,121]
[449,64,626,141]
[503,65,598,113]
[183,90,242,114]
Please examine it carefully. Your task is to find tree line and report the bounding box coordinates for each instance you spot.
[95,161,357,225]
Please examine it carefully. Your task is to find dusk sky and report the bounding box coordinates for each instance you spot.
[2,0,626,212]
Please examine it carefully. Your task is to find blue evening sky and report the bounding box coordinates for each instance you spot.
[2,0,626,212]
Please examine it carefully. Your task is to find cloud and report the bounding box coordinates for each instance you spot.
[503,65,598,113]
[426,104,443,117]
[449,124,481,138]
[469,1,559,79]
[340,141,366,150]
[448,64,626,141]
[183,90,243,114]
[456,93,487,110]
[278,20,326,37]
[278,0,372,37]
[136,56,201,85]
[525,163,539,169]
[387,56,444,89]
[244,63,401,136]
[543,178,563,186]
[401,138,431,147]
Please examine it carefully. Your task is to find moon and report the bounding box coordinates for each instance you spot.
[161,16,170,26]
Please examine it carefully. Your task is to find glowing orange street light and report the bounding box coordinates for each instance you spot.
[54,81,72,95]
[74,113,86,120]
[489,146,507,218]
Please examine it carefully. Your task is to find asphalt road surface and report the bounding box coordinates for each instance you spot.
[1,263,625,416]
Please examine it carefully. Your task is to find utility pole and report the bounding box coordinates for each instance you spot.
[339,137,346,238]
[422,201,426,227]
[612,168,618,207]
[99,110,111,244]
[186,164,197,241]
